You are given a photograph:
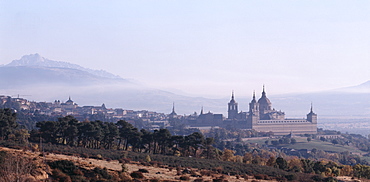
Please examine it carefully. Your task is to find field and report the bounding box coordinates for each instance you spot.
[243,136,365,155]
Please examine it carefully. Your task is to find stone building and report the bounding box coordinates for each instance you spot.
[244,86,317,135]
[225,87,317,135]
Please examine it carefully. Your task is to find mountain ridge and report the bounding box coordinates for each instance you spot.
[4,53,122,79]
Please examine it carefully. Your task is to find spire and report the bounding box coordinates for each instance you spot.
[262,85,266,97]
[170,102,177,115]
[251,90,256,103]
[310,102,313,113]
[200,106,204,115]
[231,90,234,100]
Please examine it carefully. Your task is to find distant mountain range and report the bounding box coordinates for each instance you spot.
[1,54,370,118]
[5,53,121,79]
[0,54,224,114]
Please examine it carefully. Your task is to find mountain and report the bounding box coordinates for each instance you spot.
[5,53,121,79]
[0,54,225,114]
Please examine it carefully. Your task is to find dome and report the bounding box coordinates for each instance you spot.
[258,96,271,105]
[257,86,272,106]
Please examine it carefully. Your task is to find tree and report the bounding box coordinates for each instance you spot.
[153,129,171,154]
[116,120,140,150]
[320,137,326,142]
[101,122,118,149]
[221,149,236,162]
[307,137,312,142]
[0,108,18,140]
[266,156,276,167]
[36,121,59,144]
[271,140,279,146]
[185,132,205,157]
[276,157,288,170]
[290,138,297,144]
[58,115,79,146]
[332,139,339,145]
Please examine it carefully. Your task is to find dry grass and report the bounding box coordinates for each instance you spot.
[0,146,261,181]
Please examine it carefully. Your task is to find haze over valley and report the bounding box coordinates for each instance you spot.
[1,1,370,135]
[1,54,370,135]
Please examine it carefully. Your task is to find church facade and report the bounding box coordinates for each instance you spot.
[227,87,317,135]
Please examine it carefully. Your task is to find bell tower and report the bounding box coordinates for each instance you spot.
[307,103,317,123]
[248,91,259,125]
[227,91,238,119]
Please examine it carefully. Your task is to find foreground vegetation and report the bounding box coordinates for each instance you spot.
[2,108,370,181]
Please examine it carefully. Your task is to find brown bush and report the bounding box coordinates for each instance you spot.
[138,168,149,173]
[179,175,190,181]
[119,172,132,181]
[130,171,144,179]
[254,174,265,179]
[200,170,212,176]
[241,175,248,180]
[212,167,223,174]
[51,169,72,182]
[149,178,160,182]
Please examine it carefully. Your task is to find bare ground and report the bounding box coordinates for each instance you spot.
[0,146,362,182]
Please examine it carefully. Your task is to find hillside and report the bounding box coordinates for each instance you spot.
[0,146,359,182]
[0,146,273,182]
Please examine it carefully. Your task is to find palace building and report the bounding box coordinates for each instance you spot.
[227,86,317,135]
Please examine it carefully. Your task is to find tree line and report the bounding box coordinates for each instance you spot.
[25,115,218,159]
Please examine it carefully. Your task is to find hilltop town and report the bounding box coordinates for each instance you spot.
[1,86,316,136]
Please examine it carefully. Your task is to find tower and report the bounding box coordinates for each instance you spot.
[169,102,177,118]
[307,103,317,123]
[248,91,259,125]
[227,91,238,119]
[258,85,272,119]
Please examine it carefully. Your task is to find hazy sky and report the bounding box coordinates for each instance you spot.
[1,1,370,98]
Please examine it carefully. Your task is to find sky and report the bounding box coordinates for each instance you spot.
[1,1,370,98]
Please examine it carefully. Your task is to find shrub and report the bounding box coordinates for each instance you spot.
[212,179,224,182]
[93,167,112,179]
[146,155,151,162]
[119,172,132,181]
[193,178,204,182]
[121,163,128,172]
[200,170,212,176]
[324,177,338,182]
[242,175,248,180]
[48,160,78,175]
[285,174,297,181]
[138,168,149,173]
[51,169,72,182]
[212,166,223,174]
[179,175,190,181]
[130,171,144,179]
[254,174,264,179]
[311,175,325,181]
